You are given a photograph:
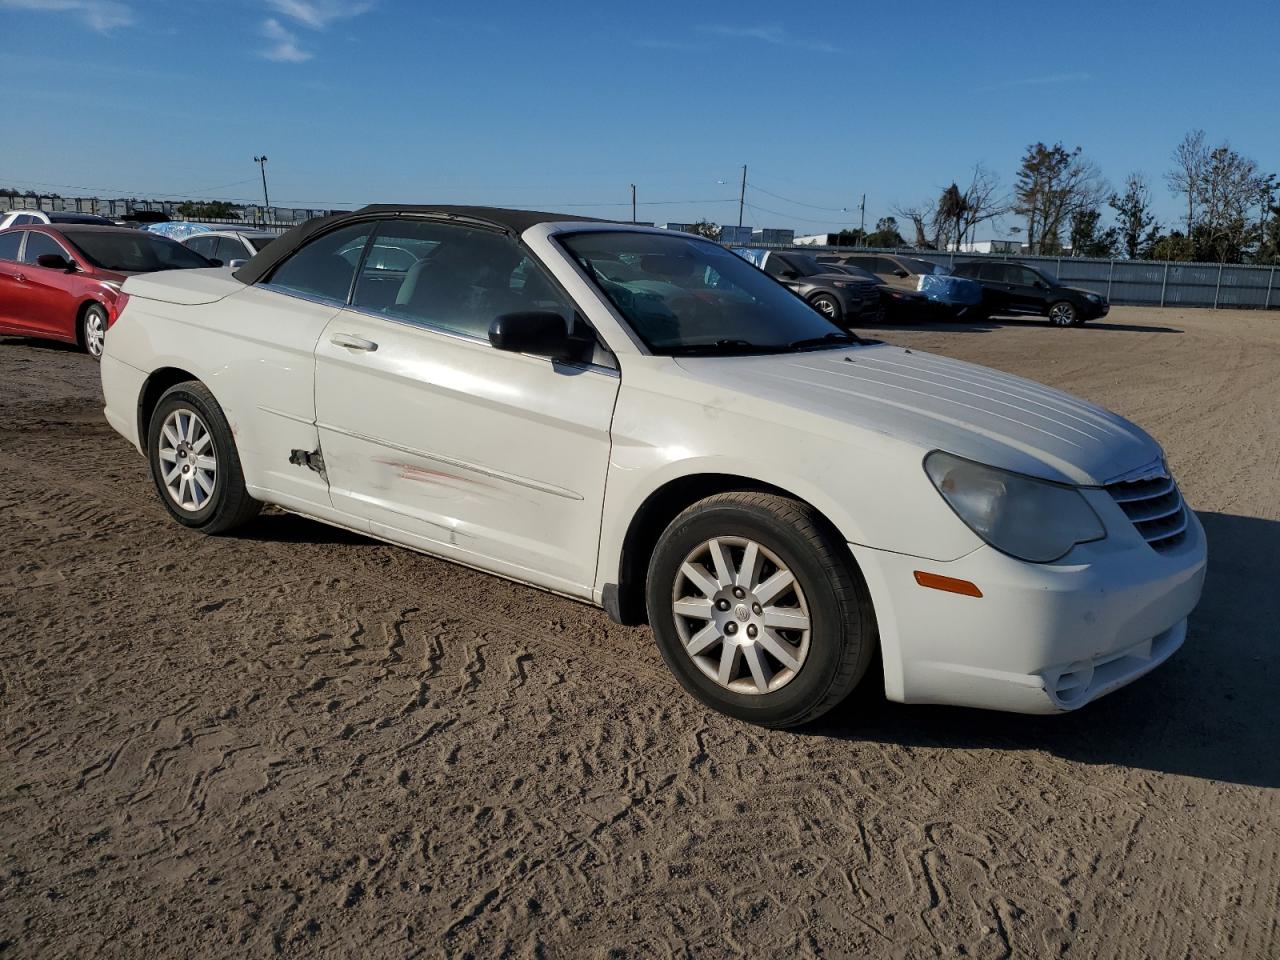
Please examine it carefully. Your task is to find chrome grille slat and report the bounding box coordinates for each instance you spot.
[1108,476,1175,502]
[1105,468,1187,553]
[1145,511,1189,544]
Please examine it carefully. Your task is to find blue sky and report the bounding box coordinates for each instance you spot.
[1,0,1276,238]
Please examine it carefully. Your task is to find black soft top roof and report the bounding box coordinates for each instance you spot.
[233,204,610,286]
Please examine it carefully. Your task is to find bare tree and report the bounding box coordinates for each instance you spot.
[955,163,1009,248]
[1166,129,1209,238]
[890,201,936,249]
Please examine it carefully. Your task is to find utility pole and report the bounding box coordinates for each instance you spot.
[738,164,747,229]
[253,155,270,223]
[858,193,866,244]
[630,183,636,224]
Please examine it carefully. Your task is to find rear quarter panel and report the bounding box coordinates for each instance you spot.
[103,284,340,507]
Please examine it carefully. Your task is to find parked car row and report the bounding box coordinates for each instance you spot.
[97,204,1204,728]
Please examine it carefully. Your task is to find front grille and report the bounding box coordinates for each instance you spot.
[1105,472,1188,553]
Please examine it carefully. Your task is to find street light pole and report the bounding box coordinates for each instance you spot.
[630,183,636,224]
[738,164,747,229]
[253,155,270,223]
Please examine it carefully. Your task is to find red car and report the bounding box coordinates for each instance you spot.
[0,224,213,359]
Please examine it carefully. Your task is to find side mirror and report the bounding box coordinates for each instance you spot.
[228,258,248,269]
[36,253,75,271]
[489,311,590,363]
[894,269,909,278]
[1034,280,1047,289]
[778,269,800,280]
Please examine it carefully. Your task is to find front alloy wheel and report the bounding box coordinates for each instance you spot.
[647,491,876,728]
[1048,301,1077,326]
[672,537,811,695]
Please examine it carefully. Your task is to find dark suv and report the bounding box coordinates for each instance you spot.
[755,251,882,326]
[950,261,1109,326]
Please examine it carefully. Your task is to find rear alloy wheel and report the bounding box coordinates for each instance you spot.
[809,293,843,325]
[1048,300,1077,326]
[81,303,107,359]
[147,381,261,534]
[647,492,876,728]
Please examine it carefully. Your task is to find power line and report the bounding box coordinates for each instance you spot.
[748,183,848,213]
[745,199,851,226]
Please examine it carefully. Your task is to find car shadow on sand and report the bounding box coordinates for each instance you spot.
[811,511,1280,789]
[868,314,1183,335]
[237,510,378,546]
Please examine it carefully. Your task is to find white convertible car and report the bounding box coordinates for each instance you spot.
[100,206,1207,727]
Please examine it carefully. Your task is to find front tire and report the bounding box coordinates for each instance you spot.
[809,293,844,326]
[81,303,107,359]
[1047,300,1077,326]
[646,492,876,728]
[146,382,261,534]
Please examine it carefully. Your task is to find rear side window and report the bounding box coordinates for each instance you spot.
[351,218,574,340]
[185,236,218,258]
[0,231,21,260]
[265,221,375,303]
[22,232,67,264]
[214,236,248,263]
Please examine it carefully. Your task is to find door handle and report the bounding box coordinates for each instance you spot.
[329,333,378,352]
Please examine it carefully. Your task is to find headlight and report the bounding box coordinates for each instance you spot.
[924,451,1105,562]
[1085,293,1100,302]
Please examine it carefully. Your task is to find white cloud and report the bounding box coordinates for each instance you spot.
[260,17,312,63]
[266,0,372,30]
[0,0,133,32]
[699,23,839,54]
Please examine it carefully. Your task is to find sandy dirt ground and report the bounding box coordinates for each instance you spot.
[2,306,1278,959]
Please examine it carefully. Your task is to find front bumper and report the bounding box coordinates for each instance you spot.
[850,509,1206,714]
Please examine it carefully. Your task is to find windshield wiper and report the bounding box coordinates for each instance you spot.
[787,332,862,351]
[665,339,782,356]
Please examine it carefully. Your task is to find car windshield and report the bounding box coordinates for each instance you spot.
[833,264,880,282]
[903,257,949,276]
[560,231,861,356]
[67,231,212,272]
[786,254,829,277]
[247,235,275,252]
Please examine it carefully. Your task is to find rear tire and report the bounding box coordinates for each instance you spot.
[146,381,261,534]
[646,492,876,728]
[1048,300,1077,326]
[81,303,107,359]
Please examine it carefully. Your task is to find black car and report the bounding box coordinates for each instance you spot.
[950,261,1109,326]
[754,251,882,326]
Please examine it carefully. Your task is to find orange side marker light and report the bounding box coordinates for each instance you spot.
[913,571,983,598]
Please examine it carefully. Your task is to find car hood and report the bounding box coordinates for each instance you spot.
[1063,285,1103,299]
[674,343,1161,486]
